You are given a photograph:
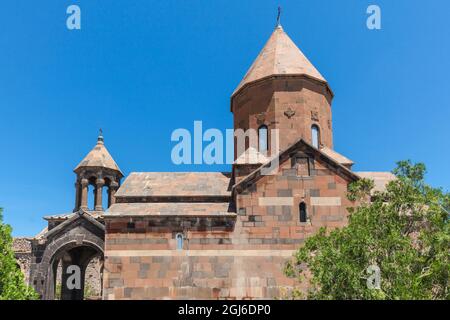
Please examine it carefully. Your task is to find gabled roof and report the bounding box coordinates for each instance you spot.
[320,147,354,166]
[233,25,327,97]
[43,210,105,239]
[43,211,103,221]
[234,147,269,165]
[35,227,48,240]
[74,134,122,175]
[115,172,232,198]
[233,139,359,193]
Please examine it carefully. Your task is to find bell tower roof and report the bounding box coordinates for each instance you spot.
[74,130,123,175]
[233,25,327,96]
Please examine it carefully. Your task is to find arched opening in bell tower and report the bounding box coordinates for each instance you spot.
[87,177,97,211]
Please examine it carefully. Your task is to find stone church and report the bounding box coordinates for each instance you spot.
[15,23,394,300]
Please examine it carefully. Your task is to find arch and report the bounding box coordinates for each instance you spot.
[52,244,102,300]
[299,202,308,223]
[311,124,320,148]
[258,125,268,154]
[38,231,104,300]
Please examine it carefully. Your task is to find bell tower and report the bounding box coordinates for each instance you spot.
[73,130,123,212]
[231,22,334,159]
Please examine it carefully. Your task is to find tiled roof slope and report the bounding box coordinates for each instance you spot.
[74,137,122,174]
[107,202,234,217]
[320,147,354,166]
[115,172,232,197]
[234,147,269,165]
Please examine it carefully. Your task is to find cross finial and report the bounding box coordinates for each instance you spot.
[98,128,104,144]
[276,6,282,28]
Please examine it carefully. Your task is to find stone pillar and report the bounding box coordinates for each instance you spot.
[94,178,105,211]
[108,181,119,207]
[73,181,81,212]
[80,178,89,210]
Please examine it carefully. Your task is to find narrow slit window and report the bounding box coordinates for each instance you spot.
[258,125,268,154]
[176,233,184,250]
[311,125,320,148]
[299,202,308,223]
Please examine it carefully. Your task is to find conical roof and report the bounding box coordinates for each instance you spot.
[74,132,122,174]
[233,25,326,96]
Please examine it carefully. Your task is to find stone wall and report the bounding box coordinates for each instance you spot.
[235,155,353,236]
[13,238,33,285]
[103,221,297,299]
[102,153,354,299]
[232,77,334,154]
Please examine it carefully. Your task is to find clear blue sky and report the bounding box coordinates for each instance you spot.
[1,0,449,236]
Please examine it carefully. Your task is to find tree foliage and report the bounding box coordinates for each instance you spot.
[285,161,449,300]
[0,208,38,300]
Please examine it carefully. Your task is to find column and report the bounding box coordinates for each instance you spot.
[73,181,80,212]
[80,178,89,210]
[94,178,105,211]
[108,181,119,207]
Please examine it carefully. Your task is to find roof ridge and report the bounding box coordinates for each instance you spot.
[272,27,281,75]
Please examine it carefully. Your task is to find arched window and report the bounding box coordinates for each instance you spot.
[299,202,308,223]
[258,125,268,154]
[176,233,184,250]
[311,125,320,148]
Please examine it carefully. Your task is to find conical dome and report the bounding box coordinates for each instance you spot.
[74,132,122,175]
[233,26,327,96]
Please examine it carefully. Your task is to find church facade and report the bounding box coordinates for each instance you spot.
[17,24,394,300]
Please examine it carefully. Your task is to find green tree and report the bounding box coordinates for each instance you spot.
[0,208,38,300]
[285,161,449,300]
